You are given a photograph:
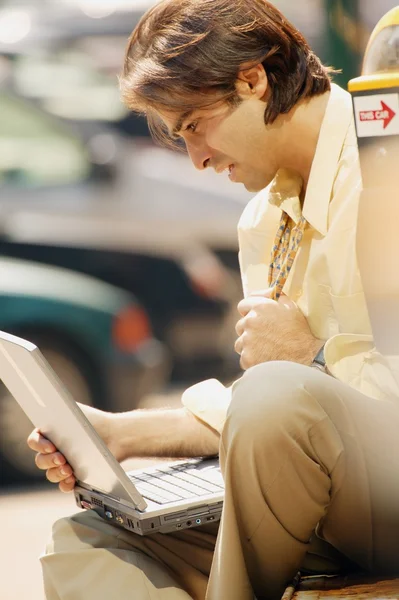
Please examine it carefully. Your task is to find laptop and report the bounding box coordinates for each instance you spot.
[0,330,224,535]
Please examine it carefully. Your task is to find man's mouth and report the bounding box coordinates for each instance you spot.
[216,164,235,177]
[228,164,236,182]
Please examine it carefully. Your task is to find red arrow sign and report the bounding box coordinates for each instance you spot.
[359,101,396,129]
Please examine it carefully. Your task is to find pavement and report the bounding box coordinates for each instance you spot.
[0,483,76,600]
[0,386,184,600]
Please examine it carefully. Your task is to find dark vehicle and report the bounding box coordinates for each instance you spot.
[0,256,169,483]
[0,242,240,380]
[0,89,241,379]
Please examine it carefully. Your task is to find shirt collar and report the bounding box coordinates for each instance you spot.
[268,168,303,223]
[267,84,354,235]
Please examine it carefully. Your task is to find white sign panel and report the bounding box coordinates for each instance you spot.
[353,92,399,138]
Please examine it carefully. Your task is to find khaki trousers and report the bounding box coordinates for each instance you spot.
[41,362,399,600]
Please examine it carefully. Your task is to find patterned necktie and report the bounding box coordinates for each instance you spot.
[268,212,307,301]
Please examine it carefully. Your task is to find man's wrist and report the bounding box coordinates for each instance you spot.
[310,341,327,372]
[106,412,126,462]
[107,407,220,462]
[77,403,120,458]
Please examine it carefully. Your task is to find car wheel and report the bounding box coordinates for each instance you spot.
[0,341,95,485]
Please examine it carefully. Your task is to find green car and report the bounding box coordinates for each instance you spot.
[0,256,170,483]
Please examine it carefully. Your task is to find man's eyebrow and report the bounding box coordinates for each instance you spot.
[171,110,195,137]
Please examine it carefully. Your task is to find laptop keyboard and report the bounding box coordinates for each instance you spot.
[127,463,224,505]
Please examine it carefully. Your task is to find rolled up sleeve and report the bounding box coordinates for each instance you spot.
[325,333,399,401]
[181,378,234,434]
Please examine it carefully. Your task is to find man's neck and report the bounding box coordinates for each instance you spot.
[276,90,331,189]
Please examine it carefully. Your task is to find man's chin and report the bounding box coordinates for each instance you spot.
[243,174,275,193]
[243,181,266,193]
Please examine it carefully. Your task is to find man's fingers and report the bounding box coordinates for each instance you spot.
[27,428,75,491]
[46,464,74,484]
[234,336,243,356]
[35,451,66,471]
[278,293,296,308]
[27,429,56,454]
[59,476,76,494]
[249,288,274,298]
[235,317,245,337]
[237,295,274,317]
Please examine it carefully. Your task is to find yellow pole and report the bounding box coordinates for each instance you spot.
[349,7,399,380]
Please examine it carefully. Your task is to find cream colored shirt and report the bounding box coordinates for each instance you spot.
[182,83,399,434]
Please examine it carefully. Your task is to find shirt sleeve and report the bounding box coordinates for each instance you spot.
[182,334,399,432]
[324,333,399,400]
[181,378,234,434]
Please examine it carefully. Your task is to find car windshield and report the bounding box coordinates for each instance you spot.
[0,91,90,187]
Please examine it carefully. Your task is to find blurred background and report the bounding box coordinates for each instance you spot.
[0,1,398,598]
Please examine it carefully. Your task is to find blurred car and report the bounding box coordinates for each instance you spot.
[0,0,328,135]
[0,1,154,137]
[0,89,242,379]
[0,6,253,259]
[0,241,241,380]
[0,255,170,483]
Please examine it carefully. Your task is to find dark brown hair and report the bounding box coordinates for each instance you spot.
[120,0,335,147]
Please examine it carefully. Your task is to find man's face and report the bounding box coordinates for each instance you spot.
[159,85,282,192]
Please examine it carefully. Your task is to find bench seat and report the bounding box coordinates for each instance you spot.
[282,573,399,599]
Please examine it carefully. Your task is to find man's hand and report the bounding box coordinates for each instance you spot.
[27,404,115,493]
[27,429,76,493]
[235,289,323,370]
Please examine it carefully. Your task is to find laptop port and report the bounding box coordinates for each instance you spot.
[206,515,215,521]
[91,497,103,508]
[186,520,192,527]
[104,508,114,520]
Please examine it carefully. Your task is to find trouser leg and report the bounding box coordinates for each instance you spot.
[41,494,349,600]
[41,510,217,600]
[206,361,399,600]
[41,510,348,600]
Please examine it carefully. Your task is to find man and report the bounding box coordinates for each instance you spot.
[27,1,399,599]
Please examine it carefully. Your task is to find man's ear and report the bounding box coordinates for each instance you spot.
[236,63,268,100]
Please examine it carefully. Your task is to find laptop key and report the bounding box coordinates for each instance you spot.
[147,475,200,499]
[140,491,171,505]
[143,475,196,499]
[140,491,170,505]
[129,468,210,499]
[128,475,182,502]
[171,464,223,482]
[131,483,170,504]
[186,473,224,489]
[184,467,224,487]
[133,481,181,503]
[143,471,210,497]
[166,471,222,493]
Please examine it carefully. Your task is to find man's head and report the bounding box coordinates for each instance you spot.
[120,0,334,191]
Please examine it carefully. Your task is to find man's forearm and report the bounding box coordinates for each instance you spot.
[108,407,220,462]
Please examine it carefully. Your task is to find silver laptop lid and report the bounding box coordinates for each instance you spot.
[0,331,147,510]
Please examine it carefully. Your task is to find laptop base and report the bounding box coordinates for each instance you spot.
[75,487,223,535]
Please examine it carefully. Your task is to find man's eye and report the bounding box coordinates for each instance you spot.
[186,121,198,133]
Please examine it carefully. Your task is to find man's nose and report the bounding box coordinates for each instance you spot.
[186,142,211,171]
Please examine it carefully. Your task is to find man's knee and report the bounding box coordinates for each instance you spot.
[46,510,119,555]
[224,361,326,450]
